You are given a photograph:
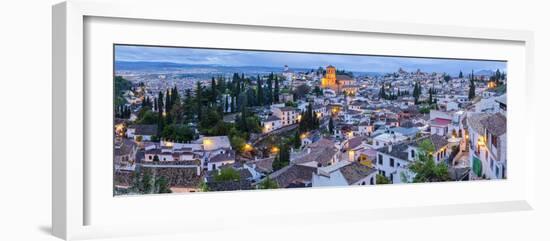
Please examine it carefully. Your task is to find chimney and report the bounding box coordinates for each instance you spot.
[388,143,393,152]
[307,148,311,154]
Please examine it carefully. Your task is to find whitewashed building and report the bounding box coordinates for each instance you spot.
[272,106,300,126]
[261,115,282,133]
[312,161,377,187]
[466,112,507,179]
[376,135,450,183]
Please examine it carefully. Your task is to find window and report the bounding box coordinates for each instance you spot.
[411,149,415,158]
[390,158,395,167]
[490,159,494,170]
[378,154,383,165]
[491,134,498,148]
[370,177,374,185]
[149,155,152,160]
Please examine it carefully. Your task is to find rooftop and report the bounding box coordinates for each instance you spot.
[339,162,377,185]
[430,118,452,126]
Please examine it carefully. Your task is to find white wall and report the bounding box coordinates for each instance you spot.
[1,0,549,241]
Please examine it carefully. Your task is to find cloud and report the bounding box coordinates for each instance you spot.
[115,45,506,75]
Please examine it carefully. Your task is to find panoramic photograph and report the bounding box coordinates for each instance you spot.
[113,44,507,195]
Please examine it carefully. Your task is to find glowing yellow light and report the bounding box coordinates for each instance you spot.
[297,115,302,122]
[244,144,253,152]
[477,136,486,146]
[203,139,212,149]
[348,150,355,161]
[316,112,321,119]
[271,147,279,154]
[165,141,173,147]
[115,123,125,136]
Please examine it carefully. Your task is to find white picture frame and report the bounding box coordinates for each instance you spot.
[52,0,536,240]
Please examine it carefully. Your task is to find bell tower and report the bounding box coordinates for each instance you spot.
[326,65,336,82]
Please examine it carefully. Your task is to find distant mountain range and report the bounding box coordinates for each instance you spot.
[474,69,497,76]
[115,61,308,73]
[118,60,505,78]
[114,61,384,76]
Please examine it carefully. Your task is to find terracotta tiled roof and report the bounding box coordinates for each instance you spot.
[269,164,317,188]
[128,124,158,136]
[481,113,506,136]
[336,74,354,80]
[340,162,377,185]
[209,150,236,163]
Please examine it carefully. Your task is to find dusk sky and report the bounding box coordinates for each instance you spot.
[115,45,507,75]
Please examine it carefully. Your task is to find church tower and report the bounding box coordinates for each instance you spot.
[321,65,337,89]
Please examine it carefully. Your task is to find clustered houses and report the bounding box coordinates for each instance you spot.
[375,135,450,183]
[114,138,137,169]
[254,65,506,187]
[272,106,300,126]
[260,105,302,134]
[127,124,158,141]
[466,112,507,179]
[115,62,507,193]
[114,135,240,192]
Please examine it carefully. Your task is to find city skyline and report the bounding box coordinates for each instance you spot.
[115,45,507,75]
[113,44,507,195]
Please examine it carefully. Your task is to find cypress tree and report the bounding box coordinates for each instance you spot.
[157,91,164,136]
[225,95,229,112]
[274,75,280,103]
[379,86,386,99]
[195,81,203,120]
[165,89,170,111]
[173,86,179,102]
[328,117,334,134]
[211,77,217,105]
[257,77,264,106]
[266,73,273,105]
[230,96,235,113]
[293,131,301,149]
[468,76,476,100]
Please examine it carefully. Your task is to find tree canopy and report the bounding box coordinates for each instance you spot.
[408,140,450,183]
